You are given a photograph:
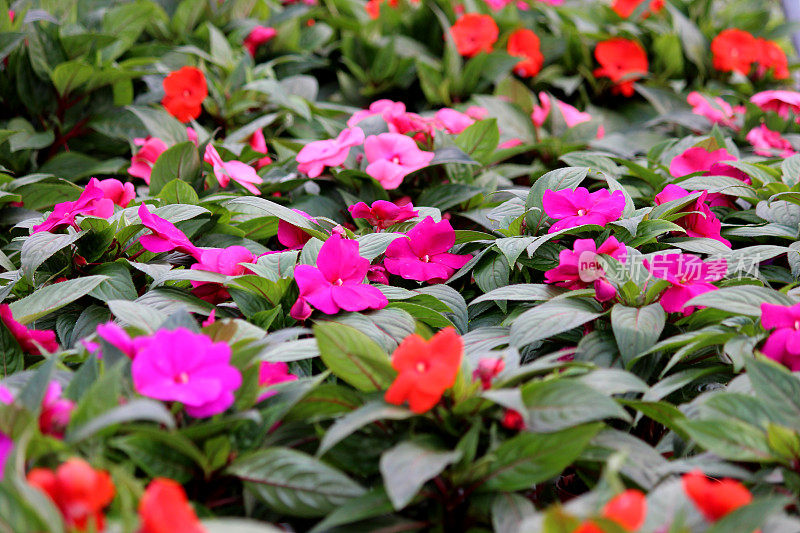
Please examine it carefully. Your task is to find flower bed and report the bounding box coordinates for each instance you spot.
[1,0,800,531]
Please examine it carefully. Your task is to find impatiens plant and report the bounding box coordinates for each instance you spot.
[3,0,800,531]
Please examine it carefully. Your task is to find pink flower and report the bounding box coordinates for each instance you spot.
[760,302,800,370]
[132,328,242,418]
[95,178,135,208]
[96,322,147,359]
[347,100,430,136]
[367,264,389,284]
[434,108,475,134]
[654,184,730,245]
[466,106,489,120]
[257,362,298,401]
[383,217,472,282]
[277,210,315,249]
[186,127,199,145]
[544,237,626,302]
[645,253,727,315]
[291,234,388,318]
[39,382,74,439]
[348,200,418,230]
[190,246,256,303]
[244,25,277,56]
[296,127,365,178]
[686,92,744,129]
[33,178,115,233]
[249,129,273,170]
[0,304,58,355]
[0,386,12,404]
[204,144,263,195]
[669,147,750,207]
[202,310,216,327]
[364,133,435,189]
[542,187,625,233]
[137,204,201,257]
[499,138,523,149]
[532,92,591,128]
[746,124,796,157]
[0,386,10,480]
[751,90,800,121]
[128,137,167,184]
[473,358,505,389]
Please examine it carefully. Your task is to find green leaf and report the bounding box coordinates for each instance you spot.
[89,263,137,302]
[510,298,604,348]
[611,304,665,364]
[686,286,794,316]
[521,379,631,432]
[318,401,412,456]
[746,358,800,430]
[227,448,366,518]
[482,424,603,491]
[527,167,590,212]
[9,276,108,324]
[313,322,394,392]
[20,231,83,280]
[202,519,285,533]
[159,179,200,204]
[706,497,791,533]
[149,141,201,195]
[455,119,500,164]
[225,197,328,240]
[127,105,190,146]
[492,493,537,533]
[379,441,461,510]
[677,419,773,461]
[66,399,175,443]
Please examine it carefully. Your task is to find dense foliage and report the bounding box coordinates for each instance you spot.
[2,0,800,531]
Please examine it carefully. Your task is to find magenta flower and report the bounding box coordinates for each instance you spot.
[95,178,135,208]
[257,361,298,401]
[204,144,263,195]
[473,357,505,390]
[542,187,625,233]
[746,124,796,157]
[645,253,727,315]
[0,304,58,355]
[249,129,273,170]
[367,264,389,284]
[0,386,10,480]
[669,147,750,207]
[364,133,435,190]
[296,127,365,178]
[33,178,115,233]
[96,321,148,359]
[751,90,800,121]
[347,100,430,135]
[383,217,472,283]
[277,209,315,249]
[190,246,256,304]
[654,185,730,246]
[128,136,167,184]
[39,382,74,439]
[244,25,277,56]
[760,302,800,370]
[544,237,626,302]
[132,328,242,418]
[686,92,744,129]
[137,204,201,257]
[186,127,199,145]
[348,200,418,230]
[434,108,475,134]
[465,106,489,120]
[290,234,388,318]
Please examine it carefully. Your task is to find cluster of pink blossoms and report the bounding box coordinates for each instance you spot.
[129,126,270,193]
[545,237,627,302]
[293,99,522,188]
[669,146,750,208]
[33,178,134,234]
[654,185,730,246]
[532,92,604,139]
[542,187,625,233]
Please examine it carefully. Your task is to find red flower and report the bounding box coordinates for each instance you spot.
[593,38,648,97]
[711,29,758,76]
[450,14,498,57]
[27,458,115,532]
[139,478,205,533]
[507,29,544,78]
[501,409,525,430]
[0,304,58,355]
[574,490,647,533]
[756,38,789,80]
[611,0,663,18]
[162,66,208,123]
[682,470,752,522]
[384,327,462,414]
